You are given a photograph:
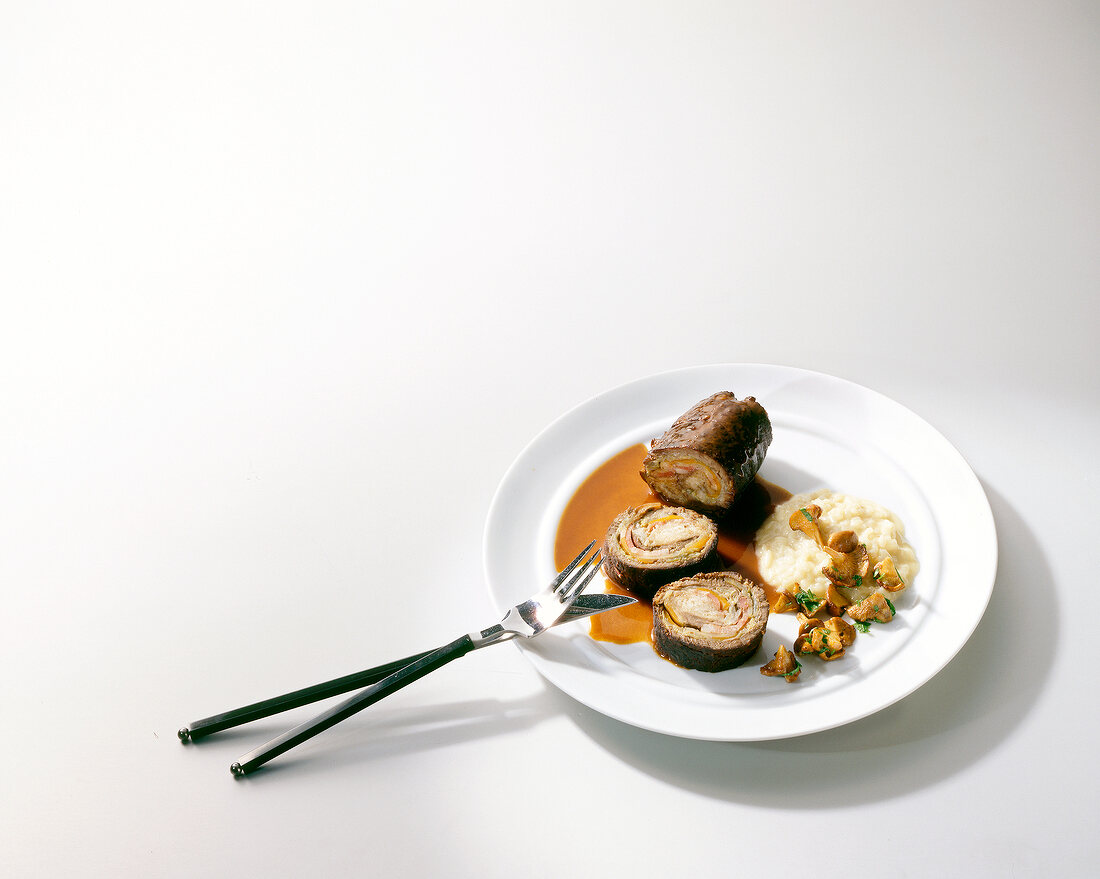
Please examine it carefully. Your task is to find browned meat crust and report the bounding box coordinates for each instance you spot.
[641,392,772,516]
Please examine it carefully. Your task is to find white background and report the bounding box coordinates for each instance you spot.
[2,2,1096,877]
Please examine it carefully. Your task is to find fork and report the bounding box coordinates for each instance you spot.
[228,540,603,776]
[177,594,632,743]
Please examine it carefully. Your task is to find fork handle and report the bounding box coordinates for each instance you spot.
[230,635,476,776]
[179,650,434,742]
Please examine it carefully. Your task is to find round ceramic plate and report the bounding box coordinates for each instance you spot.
[482,364,997,740]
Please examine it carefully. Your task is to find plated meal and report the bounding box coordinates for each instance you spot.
[558,390,921,683]
[483,364,997,741]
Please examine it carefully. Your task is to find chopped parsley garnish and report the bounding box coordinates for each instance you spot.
[782,658,803,678]
[799,507,813,521]
[795,589,822,613]
[851,575,863,588]
[854,620,871,633]
[885,597,897,615]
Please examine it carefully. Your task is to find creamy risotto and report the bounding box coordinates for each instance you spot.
[755,490,918,602]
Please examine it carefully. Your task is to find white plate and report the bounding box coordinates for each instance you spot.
[482,364,997,740]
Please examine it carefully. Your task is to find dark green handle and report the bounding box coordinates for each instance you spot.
[179,650,434,742]
[230,635,476,776]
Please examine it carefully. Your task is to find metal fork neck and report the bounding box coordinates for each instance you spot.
[467,624,514,649]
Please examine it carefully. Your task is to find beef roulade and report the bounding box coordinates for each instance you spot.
[652,571,769,672]
[641,391,772,516]
[602,502,721,600]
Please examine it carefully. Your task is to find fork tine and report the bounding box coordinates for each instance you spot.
[556,548,603,602]
[549,539,597,590]
[569,552,603,599]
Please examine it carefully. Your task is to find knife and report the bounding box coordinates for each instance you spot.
[178,592,635,742]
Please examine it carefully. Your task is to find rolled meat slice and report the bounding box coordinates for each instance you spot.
[652,571,769,672]
[641,391,772,516]
[602,502,721,600]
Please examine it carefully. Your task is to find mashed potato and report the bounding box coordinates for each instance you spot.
[755,490,918,602]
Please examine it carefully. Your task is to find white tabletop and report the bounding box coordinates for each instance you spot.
[2,3,1096,877]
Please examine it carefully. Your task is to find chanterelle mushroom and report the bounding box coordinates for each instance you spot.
[827,530,858,554]
[772,590,799,614]
[825,616,856,647]
[793,627,818,655]
[822,582,851,616]
[760,644,801,682]
[795,621,846,660]
[818,628,846,660]
[873,555,906,592]
[797,615,823,635]
[792,622,817,655]
[848,592,895,624]
[822,541,871,590]
[788,504,824,545]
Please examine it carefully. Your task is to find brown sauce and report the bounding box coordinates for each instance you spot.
[554,444,791,645]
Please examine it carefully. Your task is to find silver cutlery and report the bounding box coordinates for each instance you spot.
[227,540,607,776]
[178,592,632,744]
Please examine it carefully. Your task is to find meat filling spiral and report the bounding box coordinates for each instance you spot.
[652,571,769,672]
[602,502,721,600]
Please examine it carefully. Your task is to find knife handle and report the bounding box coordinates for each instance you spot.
[230,635,476,776]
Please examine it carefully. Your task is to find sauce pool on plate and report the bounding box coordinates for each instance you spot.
[553,444,790,645]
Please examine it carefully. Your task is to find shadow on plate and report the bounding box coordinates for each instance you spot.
[550,482,1055,807]
[758,458,825,496]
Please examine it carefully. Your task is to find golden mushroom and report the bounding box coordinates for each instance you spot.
[822,540,871,590]
[794,616,847,660]
[824,616,857,647]
[822,582,851,616]
[827,529,859,554]
[848,592,895,624]
[873,555,906,592]
[760,644,801,682]
[771,585,801,614]
[818,627,847,661]
[788,504,824,546]
[793,617,822,654]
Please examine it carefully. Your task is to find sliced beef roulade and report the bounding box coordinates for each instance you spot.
[652,571,769,672]
[603,502,720,600]
[641,392,772,516]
